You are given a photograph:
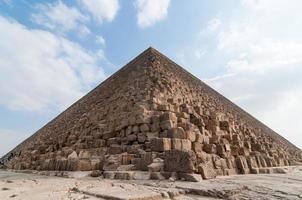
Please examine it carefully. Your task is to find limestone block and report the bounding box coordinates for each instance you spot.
[247,156,258,169]
[160,120,174,130]
[140,124,150,132]
[171,138,182,150]
[107,137,119,146]
[91,159,103,170]
[103,171,115,179]
[160,112,177,122]
[231,146,239,156]
[203,144,217,154]
[225,144,231,151]
[236,156,249,173]
[126,134,137,142]
[133,171,151,180]
[150,138,171,152]
[148,162,164,172]
[150,172,166,180]
[192,142,202,153]
[77,159,92,171]
[117,164,135,171]
[121,153,135,165]
[136,152,155,171]
[198,162,217,179]
[108,144,122,155]
[186,130,196,142]
[239,147,250,156]
[164,150,196,173]
[68,151,78,159]
[178,173,203,182]
[103,155,121,171]
[115,171,134,180]
[146,132,159,139]
[196,133,204,143]
[79,150,91,159]
[137,132,147,143]
[181,139,192,151]
[167,127,186,139]
[132,125,139,133]
[203,135,210,144]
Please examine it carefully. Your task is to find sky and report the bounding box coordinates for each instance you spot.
[0,0,302,157]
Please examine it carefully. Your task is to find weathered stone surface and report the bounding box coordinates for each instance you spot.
[167,127,186,139]
[178,173,203,182]
[198,162,217,179]
[1,47,301,182]
[150,138,171,152]
[164,150,196,173]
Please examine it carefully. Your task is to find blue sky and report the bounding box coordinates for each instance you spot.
[0,0,302,156]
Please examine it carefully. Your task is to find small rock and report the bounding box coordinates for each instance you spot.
[90,170,102,177]
[178,173,203,182]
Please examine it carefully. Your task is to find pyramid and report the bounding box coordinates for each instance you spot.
[1,47,301,180]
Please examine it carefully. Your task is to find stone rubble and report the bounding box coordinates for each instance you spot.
[1,47,301,181]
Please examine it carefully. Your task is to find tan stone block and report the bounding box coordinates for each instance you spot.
[203,144,216,154]
[195,133,204,143]
[186,130,196,142]
[108,144,122,155]
[136,152,155,171]
[239,147,250,156]
[164,150,196,173]
[160,120,174,130]
[171,138,182,150]
[77,159,92,171]
[150,138,171,152]
[167,127,186,139]
[198,162,217,179]
[181,139,192,151]
[140,124,150,132]
[192,142,202,153]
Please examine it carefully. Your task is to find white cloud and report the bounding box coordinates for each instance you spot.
[0,129,30,157]
[78,0,119,24]
[202,1,302,149]
[135,0,171,28]
[96,35,106,46]
[31,1,89,33]
[0,15,106,112]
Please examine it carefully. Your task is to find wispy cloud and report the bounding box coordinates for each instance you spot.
[0,15,106,112]
[78,0,119,24]
[31,1,89,34]
[135,0,171,28]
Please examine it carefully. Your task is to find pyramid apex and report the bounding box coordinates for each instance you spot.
[143,46,158,55]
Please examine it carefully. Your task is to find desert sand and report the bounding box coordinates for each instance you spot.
[0,166,302,200]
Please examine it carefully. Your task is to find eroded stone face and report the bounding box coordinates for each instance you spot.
[2,47,301,181]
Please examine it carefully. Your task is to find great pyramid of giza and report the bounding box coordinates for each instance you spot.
[1,47,301,180]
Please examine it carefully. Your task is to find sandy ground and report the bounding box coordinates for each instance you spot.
[0,166,302,200]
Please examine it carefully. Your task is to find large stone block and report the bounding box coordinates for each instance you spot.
[203,144,217,154]
[150,138,171,152]
[198,162,217,179]
[171,138,182,150]
[164,150,196,173]
[192,142,202,153]
[167,127,186,139]
[77,159,92,171]
[160,120,174,130]
[136,152,155,171]
[181,139,192,151]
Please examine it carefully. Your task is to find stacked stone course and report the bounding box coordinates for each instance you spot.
[1,47,301,181]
